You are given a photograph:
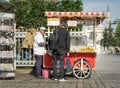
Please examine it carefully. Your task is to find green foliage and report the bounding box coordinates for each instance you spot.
[102,21,120,48]
[9,0,83,29]
[102,28,109,48]
[57,0,83,11]
[115,22,120,46]
[102,27,115,48]
[9,0,46,28]
[116,22,120,34]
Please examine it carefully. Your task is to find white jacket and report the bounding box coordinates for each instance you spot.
[33,32,45,55]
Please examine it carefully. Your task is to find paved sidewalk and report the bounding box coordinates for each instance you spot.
[1,54,120,88]
[0,70,120,88]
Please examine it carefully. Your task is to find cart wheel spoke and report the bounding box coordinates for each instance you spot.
[75,69,80,72]
[80,71,83,77]
[76,70,81,76]
[76,63,81,68]
[73,59,92,79]
[82,71,86,76]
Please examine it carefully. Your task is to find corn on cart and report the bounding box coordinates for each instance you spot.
[43,11,105,79]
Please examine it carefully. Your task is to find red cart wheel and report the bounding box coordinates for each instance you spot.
[72,58,92,79]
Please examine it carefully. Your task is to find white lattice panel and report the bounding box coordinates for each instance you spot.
[16,61,36,67]
[15,29,84,67]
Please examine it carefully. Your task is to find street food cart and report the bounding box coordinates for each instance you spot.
[43,11,105,79]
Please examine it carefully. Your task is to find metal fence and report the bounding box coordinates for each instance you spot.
[15,28,84,67]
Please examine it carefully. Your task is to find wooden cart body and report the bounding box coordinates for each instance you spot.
[43,51,96,79]
[43,52,96,68]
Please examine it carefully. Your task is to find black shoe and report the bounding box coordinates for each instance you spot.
[51,78,58,81]
[53,78,58,81]
[35,76,43,79]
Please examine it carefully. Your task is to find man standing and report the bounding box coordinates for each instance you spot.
[33,27,46,78]
[52,22,70,81]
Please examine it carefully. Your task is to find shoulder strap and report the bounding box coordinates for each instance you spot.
[54,28,58,35]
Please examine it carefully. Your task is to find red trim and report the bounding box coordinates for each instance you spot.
[48,12,51,16]
[45,12,105,18]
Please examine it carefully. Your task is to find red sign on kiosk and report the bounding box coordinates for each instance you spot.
[67,20,77,26]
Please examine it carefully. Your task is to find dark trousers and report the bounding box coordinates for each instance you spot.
[52,50,65,79]
[34,54,43,76]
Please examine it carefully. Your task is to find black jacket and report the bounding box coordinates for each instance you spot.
[54,28,70,52]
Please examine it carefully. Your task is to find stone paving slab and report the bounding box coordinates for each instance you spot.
[0,71,120,88]
[1,54,120,88]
